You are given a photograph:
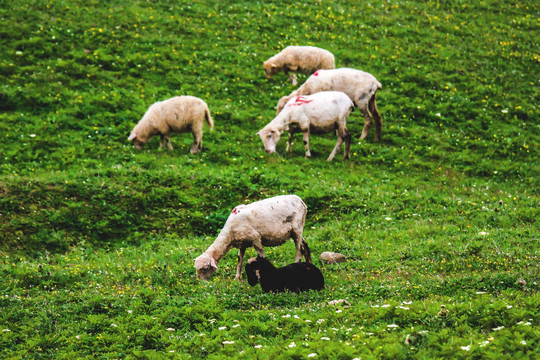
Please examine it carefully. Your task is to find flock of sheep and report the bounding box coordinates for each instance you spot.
[128,46,383,292]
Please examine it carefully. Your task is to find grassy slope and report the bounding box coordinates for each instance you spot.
[0,0,538,358]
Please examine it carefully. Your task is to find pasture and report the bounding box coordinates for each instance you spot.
[0,0,538,358]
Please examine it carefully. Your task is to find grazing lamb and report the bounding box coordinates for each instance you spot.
[128,95,214,153]
[263,46,335,85]
[276,68,383,142]
[194,195,312,281]
[245,255,324,293]
[257,91,354,161]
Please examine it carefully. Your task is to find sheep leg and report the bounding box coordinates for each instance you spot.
[159,134,166,149]
[292,230,311,263]
[286,132,294,152]
[288,72,298,86]
[236,246,247,281]
[165,135,173,150]
[303,131,311,158]
[343,128,351,160]
[327,134,342,162]
[359,108,373,140]
[369,94,382,142]
[301,238,312,263]
[190,131,202,154]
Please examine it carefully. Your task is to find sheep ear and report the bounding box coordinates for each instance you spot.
[128,133,136,141]
[271,64,277,69]
[210,257,218,270]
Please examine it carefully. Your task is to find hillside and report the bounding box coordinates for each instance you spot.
[1,1,538,358]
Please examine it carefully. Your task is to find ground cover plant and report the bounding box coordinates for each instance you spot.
[1,0,538,358]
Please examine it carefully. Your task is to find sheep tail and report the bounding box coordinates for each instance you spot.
[205,107,214,131]
[301,238,312,263]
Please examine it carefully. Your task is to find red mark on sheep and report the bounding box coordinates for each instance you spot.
[313,70,321,76]
[288,96,314,107]
[232,207,240,215]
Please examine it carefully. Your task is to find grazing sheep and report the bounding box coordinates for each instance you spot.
[263,46,335,85]
[257,91,354,161]
[194,195,312,281]
[245,255,324,293]
[276,68,383,142]
[128,96,214,153]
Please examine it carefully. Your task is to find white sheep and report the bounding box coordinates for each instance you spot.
[276,68,383,142]
[194,195,312,281]
[263,46,335,85]
[257,91,354,161]
[128,95,214,153]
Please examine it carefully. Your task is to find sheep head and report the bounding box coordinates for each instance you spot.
[128,132,145,149]
[263,61,279,79]
[256,127,281,154]
[194,252,218,280]
[245,257,260,286]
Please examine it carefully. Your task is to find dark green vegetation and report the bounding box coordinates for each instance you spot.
[1,0,538,358]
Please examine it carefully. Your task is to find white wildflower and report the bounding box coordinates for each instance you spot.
[111,324,117,327]
[308,353,317,358]
[402,301,412,305]
[223,341,234,345]
[166,328,175,331]
[385,217,392,221]
[461,345,471,351]
[218,326,227,330]
[282,314,291,318]
[321,337,330,341]
[478,231,488,236]
[492,326,504,331]
[398,306,410,310]
[288,342,296,348]
[254,345,262,349]
[232,324,240,328]
[506,305,513,309]
[317,319,325,324]
[382,304,390,308]
[479,341,490,347]
[387,324,399,329]
[2,329,11,332]
[520,340,527,345]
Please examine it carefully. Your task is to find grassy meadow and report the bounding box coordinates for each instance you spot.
[1,0,539,358]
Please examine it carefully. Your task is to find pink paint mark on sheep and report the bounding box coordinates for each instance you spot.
[287,96,314,107]
[232,207,240,215]
[313,70,321,76]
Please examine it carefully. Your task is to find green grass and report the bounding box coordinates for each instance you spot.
[1,0,539,358]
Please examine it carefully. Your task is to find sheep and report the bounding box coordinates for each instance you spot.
[128,95,214,153]
[194,195,312,281]
[276,68,383,142]
[263,46,335,86]
[245,255,324,293]
[257,91,354,161]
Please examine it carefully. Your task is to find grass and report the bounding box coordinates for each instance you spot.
[1,0,539,358]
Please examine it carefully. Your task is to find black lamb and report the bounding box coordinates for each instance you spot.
[245,255,324,293]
